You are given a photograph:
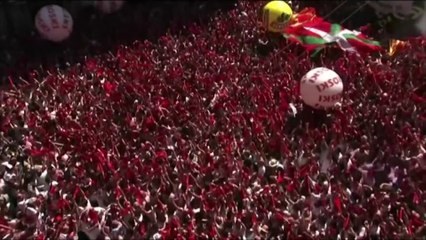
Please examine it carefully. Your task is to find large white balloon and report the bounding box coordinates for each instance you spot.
[94,0,125,14]
[35,5,73,42]
[300,67,343,109]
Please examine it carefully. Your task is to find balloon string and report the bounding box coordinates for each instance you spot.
[321,0,349,20]
[340,2,368,25]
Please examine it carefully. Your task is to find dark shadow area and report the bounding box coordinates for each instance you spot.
[0,1,237,85]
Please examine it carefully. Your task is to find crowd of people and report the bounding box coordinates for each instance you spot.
[0,1,236,84]
[0,1,425,239]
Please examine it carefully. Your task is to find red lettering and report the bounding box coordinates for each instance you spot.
[326,79,334,88]
[47,6,59,28]
[63,14,70,29]
[332,77,340,84]
[312,73,320,81]
[317,79,340,93]
[51,18,59,28]
[332,94,341,101]
[321,95,331,102]
[316,85,322,92]
[316,83,326,92]
[37,17,50,32]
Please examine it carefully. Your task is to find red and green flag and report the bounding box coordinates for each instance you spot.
[283,7,382,54]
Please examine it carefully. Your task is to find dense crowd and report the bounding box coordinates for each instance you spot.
[0,1,236,84]
[0,1,425,239]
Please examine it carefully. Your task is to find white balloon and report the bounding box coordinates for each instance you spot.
[300,67,343,109]
[35,5,73,42]
[94,0,125,14]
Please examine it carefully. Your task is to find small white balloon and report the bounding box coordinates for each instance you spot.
[300,67,343,109]
[35,5,73,42]
[94,0,125,14]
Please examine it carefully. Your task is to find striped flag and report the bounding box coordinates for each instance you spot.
[283,8,382,54]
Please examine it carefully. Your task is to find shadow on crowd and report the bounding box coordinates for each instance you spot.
[0,1,237,85]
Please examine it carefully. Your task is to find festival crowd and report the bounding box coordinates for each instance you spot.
[0,1,425,239]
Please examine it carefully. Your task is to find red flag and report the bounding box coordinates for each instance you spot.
[283,8,382,54]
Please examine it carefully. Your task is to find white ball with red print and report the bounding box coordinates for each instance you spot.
[300,67,343,109]
[94,0,125,14]
[35,5,73,42]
